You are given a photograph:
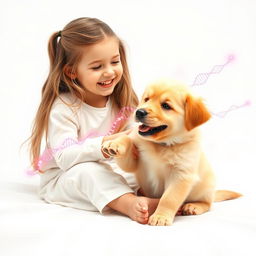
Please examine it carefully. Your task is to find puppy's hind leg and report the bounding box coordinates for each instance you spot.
[180,201,211,216]
[180,178,215,216]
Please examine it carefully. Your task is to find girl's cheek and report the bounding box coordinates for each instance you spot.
[89,71,100,79]
[118,65,123,76]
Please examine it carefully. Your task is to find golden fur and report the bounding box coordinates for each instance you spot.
[102,81,241,226]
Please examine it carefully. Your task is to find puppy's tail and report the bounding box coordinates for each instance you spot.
[214,190,242,202]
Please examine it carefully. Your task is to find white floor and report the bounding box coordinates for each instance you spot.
[1,176,255,256]
[1,0,256,255]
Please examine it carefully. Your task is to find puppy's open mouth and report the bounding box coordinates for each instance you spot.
[138,124,168,136]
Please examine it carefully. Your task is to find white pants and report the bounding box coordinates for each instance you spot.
[39,160,139,213]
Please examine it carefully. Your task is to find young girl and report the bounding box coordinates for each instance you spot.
[29,17,159,224]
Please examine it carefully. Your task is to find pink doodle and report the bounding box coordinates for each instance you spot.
[191,54,235,87]
[26,106,135,175]
[211,100,251,118]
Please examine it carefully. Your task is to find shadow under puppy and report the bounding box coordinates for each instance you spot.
[102,81,241,226]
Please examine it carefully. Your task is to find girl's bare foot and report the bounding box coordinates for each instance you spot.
[127,196,159,224]
[107,193,159,224]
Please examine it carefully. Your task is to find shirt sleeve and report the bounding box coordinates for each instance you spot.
[46,100,106,172]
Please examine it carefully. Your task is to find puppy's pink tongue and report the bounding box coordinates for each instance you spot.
[139,124,151,132]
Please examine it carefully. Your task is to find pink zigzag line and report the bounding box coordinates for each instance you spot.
[211,100,251,118]
[191,54,235,87]
[26,106,135,175]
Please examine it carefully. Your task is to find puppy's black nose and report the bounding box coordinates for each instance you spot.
[136,109,148,121]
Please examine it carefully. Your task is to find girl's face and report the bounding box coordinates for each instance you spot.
[76,36,123,107]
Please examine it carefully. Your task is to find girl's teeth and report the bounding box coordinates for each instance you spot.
[99,80,112,85]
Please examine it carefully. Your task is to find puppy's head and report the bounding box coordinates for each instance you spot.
[135,80,211,143]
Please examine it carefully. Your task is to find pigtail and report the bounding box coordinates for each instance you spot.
[43,32,65,94]
[48,32,59,69]
[29,32,66,169]
[48,32,62,70]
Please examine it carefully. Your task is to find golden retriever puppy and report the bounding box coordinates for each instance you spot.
[102,80,241,226]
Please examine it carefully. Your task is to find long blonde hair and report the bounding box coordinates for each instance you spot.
[29,17,138,168]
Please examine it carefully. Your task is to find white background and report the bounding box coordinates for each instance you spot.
[0,0,256,196]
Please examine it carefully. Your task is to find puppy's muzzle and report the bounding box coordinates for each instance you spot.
[136,109,148,122]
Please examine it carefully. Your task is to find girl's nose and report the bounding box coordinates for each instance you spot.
[103,66,115,77]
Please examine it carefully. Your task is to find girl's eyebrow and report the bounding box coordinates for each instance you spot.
[88,54,120,65]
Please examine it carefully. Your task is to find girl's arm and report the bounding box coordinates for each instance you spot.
[44,101,107,172]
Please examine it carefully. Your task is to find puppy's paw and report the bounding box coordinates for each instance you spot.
[148,212,174,226]
[101,140,127,157]
[180,202,208,215]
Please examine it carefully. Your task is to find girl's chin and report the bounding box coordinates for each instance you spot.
[97,83,116,94]
[96,87,115,98]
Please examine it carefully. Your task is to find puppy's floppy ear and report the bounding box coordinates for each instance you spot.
[185,94,211,131]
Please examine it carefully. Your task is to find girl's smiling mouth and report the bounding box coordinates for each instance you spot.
[97,79,114,88]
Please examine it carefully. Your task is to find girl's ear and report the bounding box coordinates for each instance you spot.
[63,65,77,79]
[185,94,211,131]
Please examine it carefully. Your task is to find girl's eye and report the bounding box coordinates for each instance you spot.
[92,65,101,70]
[91,61,119,70]
[161,102,172,110]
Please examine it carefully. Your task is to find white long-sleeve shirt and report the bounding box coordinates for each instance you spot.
[38,93,139,211]
[40,93,116,172]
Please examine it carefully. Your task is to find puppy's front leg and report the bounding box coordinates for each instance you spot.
[148,177,194,226]
[102,135,138,172]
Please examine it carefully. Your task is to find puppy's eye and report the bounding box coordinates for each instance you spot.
[144,97,149,102]
[161,102,172,110]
